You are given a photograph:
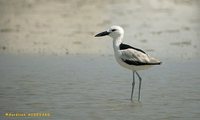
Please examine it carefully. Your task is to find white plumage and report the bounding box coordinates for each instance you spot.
[95,25,161,101]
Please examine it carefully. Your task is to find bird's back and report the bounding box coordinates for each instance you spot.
[114,43,161,71]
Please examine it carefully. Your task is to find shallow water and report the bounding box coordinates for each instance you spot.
[0,54,200,120]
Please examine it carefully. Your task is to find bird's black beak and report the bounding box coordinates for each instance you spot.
[95,31,110,37]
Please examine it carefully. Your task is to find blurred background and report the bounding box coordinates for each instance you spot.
[0,0,199,59]
[1,1,200,120]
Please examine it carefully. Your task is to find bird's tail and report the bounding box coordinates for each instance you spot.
[148,62,162,65]
[149,57,162,65]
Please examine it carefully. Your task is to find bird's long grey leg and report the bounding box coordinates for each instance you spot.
[131,71,135,101]
[136,72,142,101]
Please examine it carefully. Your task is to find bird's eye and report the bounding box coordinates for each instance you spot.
[111,29,117,32]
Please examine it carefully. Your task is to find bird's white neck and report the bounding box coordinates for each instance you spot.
[112,36,123,51]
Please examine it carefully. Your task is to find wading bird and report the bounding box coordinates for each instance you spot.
[95,26,161,101]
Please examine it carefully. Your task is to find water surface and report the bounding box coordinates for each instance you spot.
[0,54,199,120]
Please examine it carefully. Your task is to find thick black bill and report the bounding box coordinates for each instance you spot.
[95,31,110,37]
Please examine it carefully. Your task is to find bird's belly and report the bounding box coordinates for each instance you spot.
[114,55,152,71]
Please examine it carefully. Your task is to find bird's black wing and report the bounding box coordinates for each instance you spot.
[119,43,146,54]
[119,45,161,66]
